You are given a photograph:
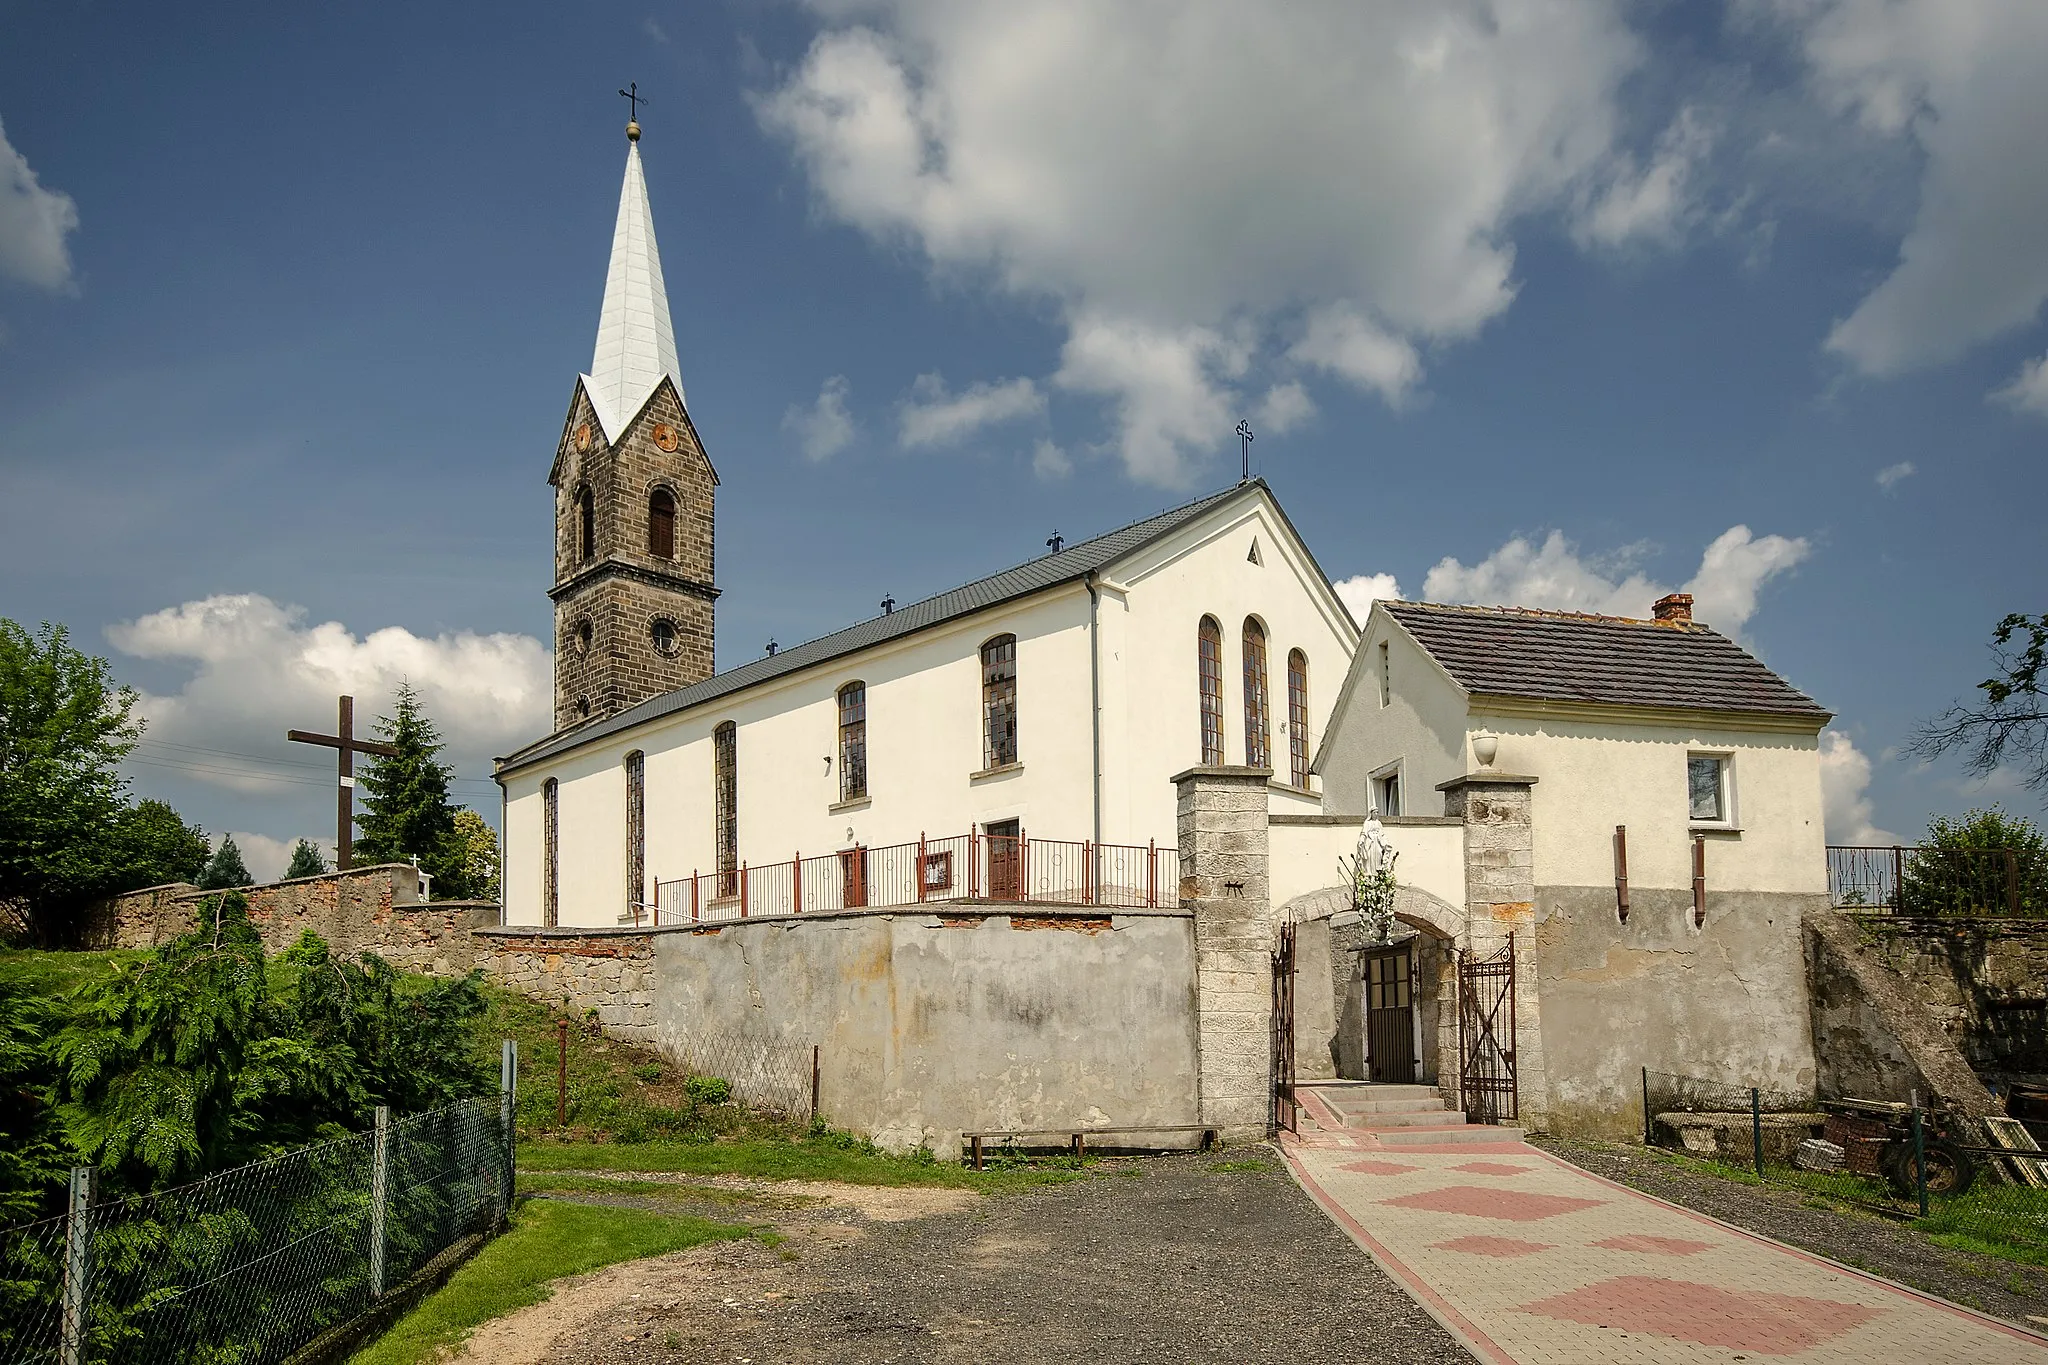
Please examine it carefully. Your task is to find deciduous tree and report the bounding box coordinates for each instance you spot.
[1912,612,2048,799]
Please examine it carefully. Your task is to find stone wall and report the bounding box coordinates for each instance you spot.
[1441,774,1549,1125]
[1845,917,2048,1085]
[1175,766,1276,1140]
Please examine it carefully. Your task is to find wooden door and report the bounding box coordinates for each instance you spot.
[840,847,867,909]
[1365,947,1416,1085]
[986,820,1021,901]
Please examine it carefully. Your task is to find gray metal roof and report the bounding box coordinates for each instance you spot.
[498,481,1259,775]
[1382,601,1830,721]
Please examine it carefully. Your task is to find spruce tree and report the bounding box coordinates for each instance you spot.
[354,683,462,891]
[196,834,251,889]
[284,838,327,879]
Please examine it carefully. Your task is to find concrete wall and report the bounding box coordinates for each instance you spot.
[1536,887,1821,1138]
[650,906,1199,1156]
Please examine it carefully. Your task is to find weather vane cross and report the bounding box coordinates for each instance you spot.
[619,81,649,124]
[1236,419,1254,483]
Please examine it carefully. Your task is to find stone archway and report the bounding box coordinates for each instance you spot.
[1279,884,1464,1085]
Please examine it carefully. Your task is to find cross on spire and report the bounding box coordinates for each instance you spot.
[1236,419,1254,483]
[619,81,649,128]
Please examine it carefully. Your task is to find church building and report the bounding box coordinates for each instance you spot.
[495,124,1360,929]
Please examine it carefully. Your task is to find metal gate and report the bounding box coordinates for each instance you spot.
[1457,933,1518,1124]
[1271,919,1297,1135]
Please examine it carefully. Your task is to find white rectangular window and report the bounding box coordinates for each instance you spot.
[1688,754,1729,823]
[1373,766,1402,817]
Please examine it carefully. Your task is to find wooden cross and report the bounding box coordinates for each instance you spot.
[287,695,398,871]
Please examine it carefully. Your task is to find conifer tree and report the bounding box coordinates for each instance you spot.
[197,834,251,889]
[284,838,327,879]
[354,683,465,892]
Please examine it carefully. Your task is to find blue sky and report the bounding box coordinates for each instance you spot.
[1,0,2043,875]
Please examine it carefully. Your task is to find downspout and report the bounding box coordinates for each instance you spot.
[1085,571,1103,848]
[496,775,508,927]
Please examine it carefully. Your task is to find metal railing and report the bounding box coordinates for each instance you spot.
[0,1091,513,1365]
[1827,845,2043,918]
[650,830,1172,924]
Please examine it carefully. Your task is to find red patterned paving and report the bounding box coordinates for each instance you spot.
[1592,1234,1715,1257]
[1340,1159,1421,1175]
[1432,1235,1552,1258]
[1382,1185,1605,1223]
[1450,1161,1532,1176]
[1519,1275,1884,1353]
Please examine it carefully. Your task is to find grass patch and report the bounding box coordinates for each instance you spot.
[349,1198,748,1365]
[0,948,144,996]
[514,1171,793,1207]
[520,1132,1088,1191]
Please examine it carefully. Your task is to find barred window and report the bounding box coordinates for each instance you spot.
[838,682,868,802]
[981,635,1018,769]
[714,722,738,897]
[648,488,676,559]
[1242,618,1270,770]
[542,778,560,928]
[1198,616,1224,766]
[1287,649,1310,788]
[624,751,645,918]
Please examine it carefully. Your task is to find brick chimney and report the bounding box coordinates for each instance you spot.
[1652,592,1694,624]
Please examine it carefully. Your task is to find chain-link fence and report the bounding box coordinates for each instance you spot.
[0,1093,512,1365]
[1643,1065,2048,1262]
[667,1030,817,1118]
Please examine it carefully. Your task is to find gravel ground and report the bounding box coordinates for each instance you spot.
[1535,1136,2048,1326]
[522,1151,1473,1365]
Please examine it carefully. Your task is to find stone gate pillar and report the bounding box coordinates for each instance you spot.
[1174,765,1274,1141]
[1438,772,1547,1126]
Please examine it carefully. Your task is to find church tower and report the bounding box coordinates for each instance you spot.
[549,116,717,731]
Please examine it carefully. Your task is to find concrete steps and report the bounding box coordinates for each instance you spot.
[1297,1081,1525,1145]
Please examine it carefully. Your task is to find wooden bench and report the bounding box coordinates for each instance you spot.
[959,1124,1219,1170]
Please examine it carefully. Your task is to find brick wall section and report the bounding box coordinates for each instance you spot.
[1175,765,1275,1140]
[551,379,717,729]
[1441,773,1550,1126]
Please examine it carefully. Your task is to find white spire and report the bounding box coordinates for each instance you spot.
[587,136,682,436]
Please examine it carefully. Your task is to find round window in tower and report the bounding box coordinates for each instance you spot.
[573,618,593,656]
[651,618,680,658]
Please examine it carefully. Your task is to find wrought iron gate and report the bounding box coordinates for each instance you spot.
[1457,933,1518,1124]
[1271,919,1297,1135]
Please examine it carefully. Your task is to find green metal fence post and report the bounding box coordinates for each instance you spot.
[1751,1088,1765,1178]
[369,1105,390,1298]
[1911,1104,1929,1217]
[60,1165,95,1365]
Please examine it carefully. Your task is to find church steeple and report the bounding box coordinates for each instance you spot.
[585,122,683,436]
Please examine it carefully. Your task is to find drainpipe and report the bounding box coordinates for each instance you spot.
[496,776,508,926]
[1085,571,1103,848]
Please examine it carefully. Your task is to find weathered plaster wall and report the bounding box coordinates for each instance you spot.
[650,907,1200,1156]
[1536,886,1821,1138]
[1845,918,2048,1082]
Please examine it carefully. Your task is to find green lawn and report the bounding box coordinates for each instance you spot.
[0,947,143,996]
[348,1198,750,1365]
[519,1132,1092,1191]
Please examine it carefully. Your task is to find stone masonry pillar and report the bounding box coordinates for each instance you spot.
[1174,765,1274,1141]
[1437,773,1548,1128]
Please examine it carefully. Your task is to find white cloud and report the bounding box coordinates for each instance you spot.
[1819,729,1901,845]
[783,374,856,461]
[1992,353,2048,418]
[1333,573,1403,626]
[108,593,551,796]
[1030,438,1071,480]
[1574,107,1715,249]
[1421,525,1810,634]
[1254,381,1316,436]
[1874,460,1916,491]
[898,372,1045,447]
[228,831,338,884]
[757,1,1660,483]
[643,16,670,43]
[1760,0,2048,376]
[0,117,79,291]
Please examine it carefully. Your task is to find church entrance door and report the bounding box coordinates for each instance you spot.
[1365,945,1417,1085]
[986,820,1022,901]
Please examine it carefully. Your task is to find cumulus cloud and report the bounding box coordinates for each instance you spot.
[1819,729,1900,845]
[1574,107,1715,249]
[757,1,1671,484]
[1993,353,2048,418]
[1254,381,1316,436]
[1758,0,2048,376]
[1875,460,1915,491]
[108,594,551,795]
[1421,525,1810,634]
[784,374,856,461]
[1030,438,1071,480]
[0,117,79,291]
[1333,573,1403,626]
[898,372,1045,447]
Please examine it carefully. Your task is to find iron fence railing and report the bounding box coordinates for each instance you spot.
[650,830,1171,924]
[0,1093,512,1365]
[1828,845,2044,917]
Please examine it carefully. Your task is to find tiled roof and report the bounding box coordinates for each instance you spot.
[498,481,1261,774]
[1381,601,1830,720]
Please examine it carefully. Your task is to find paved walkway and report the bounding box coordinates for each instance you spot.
[1282,1109,2048,1364]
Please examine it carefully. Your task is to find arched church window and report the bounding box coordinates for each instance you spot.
[648,488,676,560]
[1242,618,1270,770]
[981,635,1018,770]
[714,722,738,899]
[1287,649,1310,788]
[573,618,592,656]
[624,751,645,920]
[838,683,867,802]
[542,778,560,928]
[576,486,596,562]
[1197,616,1224,766]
